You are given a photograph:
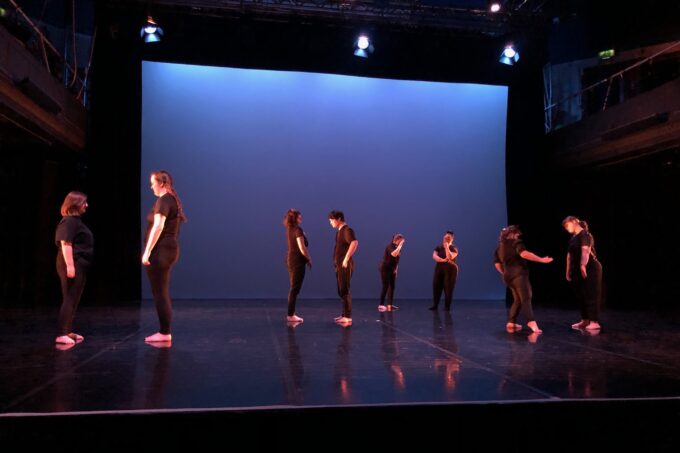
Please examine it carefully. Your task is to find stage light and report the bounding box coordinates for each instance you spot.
[489,2,501,13]
[140,16,163,43]
[354,34,374,58]
[499,44,519,65]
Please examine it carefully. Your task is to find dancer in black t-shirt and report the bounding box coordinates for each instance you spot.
[429,231,459,311]
[494,225,553,334]
[328,210,358,325]
[378,234,405,312]
[563,216,603,331]
[142,171,186,343]
[283,209,313,323]
[54,191,93,345]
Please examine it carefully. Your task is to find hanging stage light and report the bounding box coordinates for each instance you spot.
[354,34,374,58]
[140,16,163,43]
[489,2,501,13]
[499,44,519,65]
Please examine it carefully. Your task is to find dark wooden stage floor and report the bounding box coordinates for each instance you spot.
[2,299,680,450]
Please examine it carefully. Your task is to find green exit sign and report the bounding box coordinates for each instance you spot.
[598,49,615,59]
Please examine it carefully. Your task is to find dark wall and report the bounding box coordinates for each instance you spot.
[0,143,89,306]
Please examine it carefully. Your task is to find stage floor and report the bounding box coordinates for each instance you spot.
[2,299,680,414]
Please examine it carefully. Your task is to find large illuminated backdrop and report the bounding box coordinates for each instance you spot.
[142,61,508,300]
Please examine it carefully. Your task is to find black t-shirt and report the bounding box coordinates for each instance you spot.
[334,225,357,265]
[568,230,597,272]
[287,225,309,265]
[494,238,528,279]
[55,216,94,263]
[380,243,400,270]
[146,194,180,244]
[434,244,458,265]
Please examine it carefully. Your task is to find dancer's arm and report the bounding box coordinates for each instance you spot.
[61,241,76,278]
[142,213,166,266]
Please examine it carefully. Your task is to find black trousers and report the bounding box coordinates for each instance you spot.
[336,261,353,318]
[571,260,603,322]
[379,267,397,306]
[146,241,179,335]
[432,263,458,309]
[287,262,306,316]
[505,272,535,323]
[56,256,89,336]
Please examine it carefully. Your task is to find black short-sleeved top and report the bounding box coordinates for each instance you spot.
[568,230,598,273]
[55,216,94,263]
[434,244,458,265]
[380,243,400,270]
[146,194,180,244]
[334,225,357,265]
[494,238,528,279]
[287,225,309,265]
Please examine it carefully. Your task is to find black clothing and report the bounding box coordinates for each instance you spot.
[287,226,309,266]
[337,262,353,318]
[432,244,458,309]
[146,194,181,334]
[333,226,357,266]
[567,230,602,322]
[334,225,356,318]
[54,215,93,335]
[146,194,180,244]
[567,230,598,277]
[571,260,603,322]
[286,225,308,315]
[55,216,94,264]
[379,268,396,306]
[494,239,528,281]
[56,256,89,335]
[506,274,534,323]
[287,263,306,316]
[379,243,400,307]
[494,238,535,323]
[380,243,400,271]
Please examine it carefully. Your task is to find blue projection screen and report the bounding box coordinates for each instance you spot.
[142,61,507,300]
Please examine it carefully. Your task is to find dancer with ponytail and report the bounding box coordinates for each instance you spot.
[562,216,603,331]
[494,225,552,334]
[283,209,312,323]
[142,170,186,343]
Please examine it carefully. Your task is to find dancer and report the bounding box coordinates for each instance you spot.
[494,225,553,333]
[142,170,186,343]
[55,191,93,345]
[328,210,358,325]
[563,216,603,331]
[429,231,459,311]
[283,209,312,323]
[378,234,405,312]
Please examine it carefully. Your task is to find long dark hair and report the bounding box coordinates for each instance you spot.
[499,225,521,241]
[562,216,589,231]
[151,170,186,222]
[60,191,87,216]
[283,209,301,228]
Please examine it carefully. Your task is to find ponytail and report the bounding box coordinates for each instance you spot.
[151,170,186,223]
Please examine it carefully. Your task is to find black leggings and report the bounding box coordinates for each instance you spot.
[336,262,353,318]
[505,272,535,323]
[379,267,397,306]
[287,262,306,316]
[146,242,179,335]
[432,263,458,309]
[56,256,89,336]
[571,260,603,322]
